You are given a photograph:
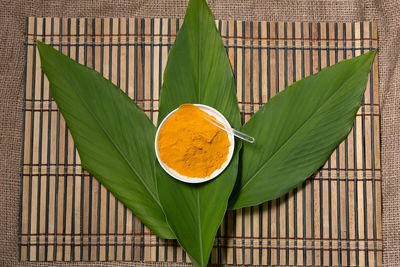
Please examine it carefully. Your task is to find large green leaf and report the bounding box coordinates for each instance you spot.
[156,0,241,266]
[37,42,174,239]
[228,51,376,209]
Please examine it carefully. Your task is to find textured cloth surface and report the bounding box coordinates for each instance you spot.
[0,1,398,267]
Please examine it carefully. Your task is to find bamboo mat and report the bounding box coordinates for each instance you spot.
[20,17,381,266]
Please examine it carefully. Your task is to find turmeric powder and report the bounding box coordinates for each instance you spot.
[157,104,231,178]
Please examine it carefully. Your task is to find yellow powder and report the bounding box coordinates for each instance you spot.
[157,104,231,178]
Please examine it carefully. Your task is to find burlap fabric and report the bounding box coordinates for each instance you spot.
[1,0,398,266]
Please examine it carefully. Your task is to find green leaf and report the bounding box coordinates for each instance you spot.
[156,0,241,265]
[156,151,239,266]
[228,51,376,210]
[37,42,174,239]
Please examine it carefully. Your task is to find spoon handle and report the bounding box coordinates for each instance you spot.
[229,127,255,143]
[204,113,255,143]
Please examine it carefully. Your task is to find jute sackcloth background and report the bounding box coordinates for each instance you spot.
[0,0,398,266]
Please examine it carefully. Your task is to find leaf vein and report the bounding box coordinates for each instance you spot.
[60,73,160,206]
[197,191,204,267]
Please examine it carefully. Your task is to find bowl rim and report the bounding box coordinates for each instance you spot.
[154,104,235,184]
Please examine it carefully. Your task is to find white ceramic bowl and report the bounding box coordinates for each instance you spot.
[155,104,235,184]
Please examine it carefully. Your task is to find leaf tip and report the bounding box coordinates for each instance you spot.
[35,39,46,51]
[365,49,377,68]
[35,40,50,64]
[367,49,377,58]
